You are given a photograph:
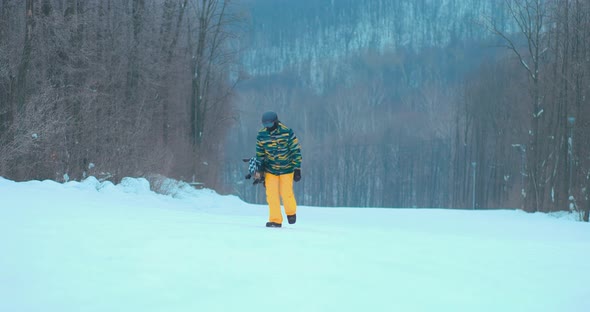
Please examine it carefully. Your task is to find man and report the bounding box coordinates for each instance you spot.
[256,111,302,228]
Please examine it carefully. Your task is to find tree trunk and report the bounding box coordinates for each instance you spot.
[16,0,35,112]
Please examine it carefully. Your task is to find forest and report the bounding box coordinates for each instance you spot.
[1,0,589,220]
[0,0,239,188]
[227,0,590,219]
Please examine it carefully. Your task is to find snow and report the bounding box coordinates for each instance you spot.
[1,177,589,312]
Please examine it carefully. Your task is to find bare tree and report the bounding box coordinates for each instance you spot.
[187,0,240,182]
[486,0,550,212]
[547,0,590,219]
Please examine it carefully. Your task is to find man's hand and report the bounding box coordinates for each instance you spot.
[293,169,301,182]
[253,172,264,185]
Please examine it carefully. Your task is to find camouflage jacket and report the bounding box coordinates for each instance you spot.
[256,123,302,175]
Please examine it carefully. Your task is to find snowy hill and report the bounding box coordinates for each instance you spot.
[1,177,588,312]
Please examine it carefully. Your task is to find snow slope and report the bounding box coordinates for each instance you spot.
[1,177,588,312]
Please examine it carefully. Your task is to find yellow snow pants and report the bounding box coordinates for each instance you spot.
[265,172,297,224]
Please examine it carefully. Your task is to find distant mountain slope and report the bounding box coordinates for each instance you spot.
[239,0,512,79]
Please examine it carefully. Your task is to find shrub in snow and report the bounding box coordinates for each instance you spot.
[77,176,101,191]
[148,175,199,199]
[118,177,152,195]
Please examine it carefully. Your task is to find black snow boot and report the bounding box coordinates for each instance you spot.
[266,222,282,228]
[287,214,296,224]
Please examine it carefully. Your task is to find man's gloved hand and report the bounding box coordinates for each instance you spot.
[293,169,301,182]
[253,172,264,185]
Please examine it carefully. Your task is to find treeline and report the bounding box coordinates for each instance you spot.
[228,46,471,209]
[240,0,508,92]
[227,0,590,220]
[464,0,590,218]
[0,0,238,187]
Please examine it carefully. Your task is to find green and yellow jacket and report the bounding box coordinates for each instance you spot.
[256,122,302,175]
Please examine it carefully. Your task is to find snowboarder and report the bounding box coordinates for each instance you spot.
[256,111,302,228]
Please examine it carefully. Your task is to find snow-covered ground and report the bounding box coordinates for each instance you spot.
[1,177,589,312]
